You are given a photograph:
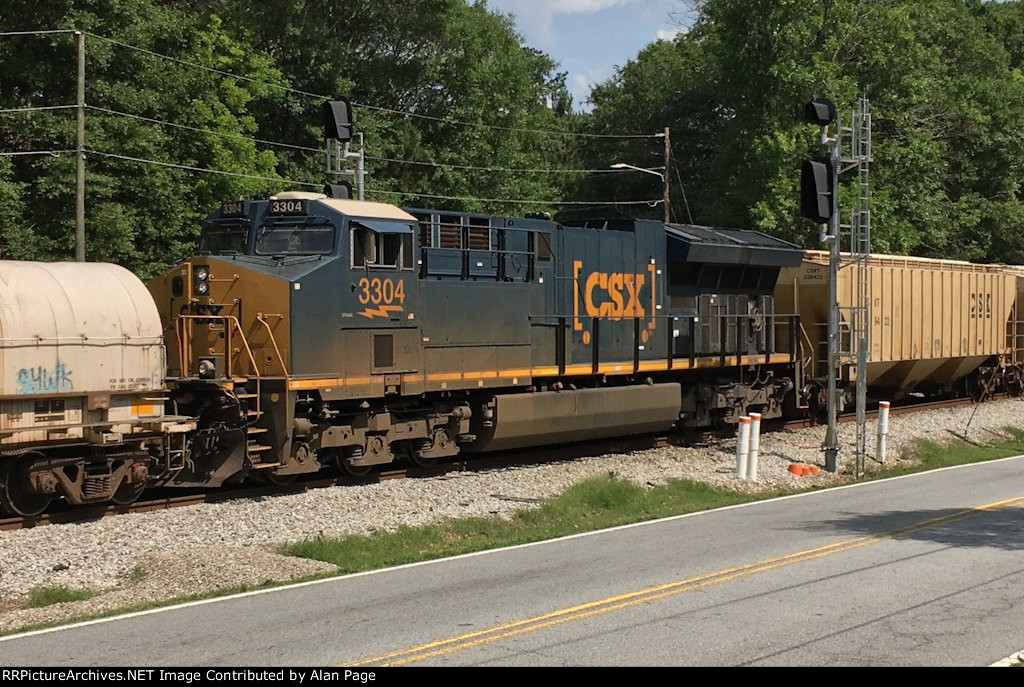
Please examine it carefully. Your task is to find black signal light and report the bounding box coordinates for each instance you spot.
[324,182,353,199]
[323,98,354,142]
[804,97,837,126]
[800,156,835,224]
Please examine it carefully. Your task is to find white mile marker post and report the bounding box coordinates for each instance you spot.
[877,401,890,464]
[736,416,751,479]
[747,413,761,481]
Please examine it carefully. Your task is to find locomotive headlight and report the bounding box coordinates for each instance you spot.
[198,358,217,379]
[195,265,210,295]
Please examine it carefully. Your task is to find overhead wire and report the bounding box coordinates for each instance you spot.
[0,149,75,157]
[0,105,76,114]
[86,150,663,206]
[0,29,76,37]
[364,155,658,175]
[85,105,325,153]
[85,150,321,187]
[367,187,662,206]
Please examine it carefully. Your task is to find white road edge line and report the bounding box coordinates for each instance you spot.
[990,650,1024,667]
[2,452,1023,643]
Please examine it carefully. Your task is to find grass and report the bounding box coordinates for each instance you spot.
[26,586,94,608]
[286,428,1024,573]
[285,473,787,572]
[856,426,1024,479]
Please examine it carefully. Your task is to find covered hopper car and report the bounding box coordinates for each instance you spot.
[775,251,1024,407]
[0,262,193,515]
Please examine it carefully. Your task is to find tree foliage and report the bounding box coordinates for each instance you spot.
[4,0,1024,274]
[579,0,1024,264]
[0,0,572,276]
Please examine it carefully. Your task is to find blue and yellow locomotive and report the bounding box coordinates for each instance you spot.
[150,190,804,486]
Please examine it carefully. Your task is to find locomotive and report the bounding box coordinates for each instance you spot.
[2,190,1022,515]
[148,191,803,488]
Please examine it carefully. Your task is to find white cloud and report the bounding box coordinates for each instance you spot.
[550,0,639,15]
[656,27,683,41]
[571,66,614,110]
[489,0,642,50]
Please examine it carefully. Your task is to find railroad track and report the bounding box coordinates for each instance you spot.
[781,396,981,431]
[0,433,671,532]
[0,395,1007,532]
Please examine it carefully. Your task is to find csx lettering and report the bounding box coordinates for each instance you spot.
[583,272,646,318]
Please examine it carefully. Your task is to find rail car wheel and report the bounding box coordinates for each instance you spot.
[0,452,53,517]
[110,478,146,506]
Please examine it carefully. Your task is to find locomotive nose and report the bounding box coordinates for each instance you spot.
[150,259,291,382]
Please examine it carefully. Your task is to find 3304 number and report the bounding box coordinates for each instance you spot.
[357,277,406,305]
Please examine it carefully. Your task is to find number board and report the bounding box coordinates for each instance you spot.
[268,199,308,216]
[220,200,245,217]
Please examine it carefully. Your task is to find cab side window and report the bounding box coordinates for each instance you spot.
[352,224,413,270]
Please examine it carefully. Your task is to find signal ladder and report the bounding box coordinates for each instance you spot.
[836,97,872,478]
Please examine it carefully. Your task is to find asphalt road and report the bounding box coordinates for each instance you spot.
[2,456,1023,666]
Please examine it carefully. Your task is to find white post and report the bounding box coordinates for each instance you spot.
[877,401,890,464]
[747,413,761,481]
[736,416,751,479]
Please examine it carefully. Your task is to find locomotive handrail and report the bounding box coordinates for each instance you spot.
[528,313,799,375]
[176,314,261,380]
[256,314,290,378]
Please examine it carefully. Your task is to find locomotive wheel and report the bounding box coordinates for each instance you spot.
[110,477,146,506]
[264,471,297,486]
[334,452,372,477]
[250,470,298,486]
[401,438,440,469]
[0,453,53,517]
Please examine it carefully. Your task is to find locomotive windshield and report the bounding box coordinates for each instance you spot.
[254,223,335,256]
[199,223,248,254]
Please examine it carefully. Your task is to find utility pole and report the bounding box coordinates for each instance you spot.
[75,30,86,261]
[662,127,671,224]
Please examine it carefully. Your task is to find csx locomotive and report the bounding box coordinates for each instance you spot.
[3,190,1021,515]
[148,191,803,488]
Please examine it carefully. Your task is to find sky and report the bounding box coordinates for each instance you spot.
[486,0,691,111]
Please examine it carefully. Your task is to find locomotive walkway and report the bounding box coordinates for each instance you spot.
[2,455,1023,666]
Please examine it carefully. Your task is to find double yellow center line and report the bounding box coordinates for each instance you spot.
[347,495,1024,667]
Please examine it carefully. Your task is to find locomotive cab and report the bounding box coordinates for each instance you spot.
[150,192,433,485]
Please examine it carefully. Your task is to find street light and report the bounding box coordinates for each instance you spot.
[611,162,670,224]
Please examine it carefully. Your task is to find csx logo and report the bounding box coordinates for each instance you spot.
[583,272,646,318]
[573,260,658,338]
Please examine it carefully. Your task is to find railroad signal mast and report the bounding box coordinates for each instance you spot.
[801,97,872,476]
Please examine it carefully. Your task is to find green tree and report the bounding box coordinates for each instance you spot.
[0,1,290,276]
[579,0,1024,263]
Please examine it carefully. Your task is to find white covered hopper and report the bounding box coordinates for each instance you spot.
[0,261,163,397]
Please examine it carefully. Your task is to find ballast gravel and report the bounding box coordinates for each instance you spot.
[0,397,1020,631]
